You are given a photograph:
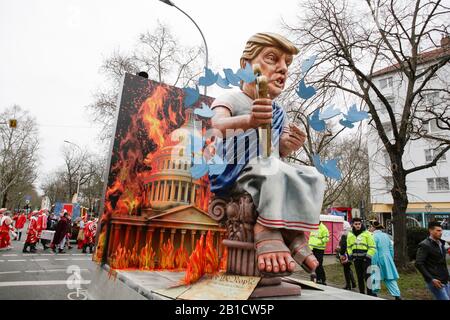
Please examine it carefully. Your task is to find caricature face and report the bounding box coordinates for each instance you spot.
[250,46,293,99]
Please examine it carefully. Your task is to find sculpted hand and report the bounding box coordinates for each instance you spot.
[280,124,306,156]
[248,98,272,129]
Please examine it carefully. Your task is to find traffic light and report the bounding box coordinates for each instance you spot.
[9,119,17,128]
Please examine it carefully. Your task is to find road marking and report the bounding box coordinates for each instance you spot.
[6,259,26,262]
[55,258,69,261]
[30,259,49,262]
[1,254,18,257]
[49,268,90,273]
[40,254,55,256]
[25,269,90,273]
[0,260,4,262]
[0,280,91,287]
[0,271,21,275]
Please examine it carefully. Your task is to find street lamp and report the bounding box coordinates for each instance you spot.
[64,140,82,201]
[158,0,209,95]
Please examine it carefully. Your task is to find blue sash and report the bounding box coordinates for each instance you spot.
[209,102,286,194]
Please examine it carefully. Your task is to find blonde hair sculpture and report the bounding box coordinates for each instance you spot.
[240,32,299,69]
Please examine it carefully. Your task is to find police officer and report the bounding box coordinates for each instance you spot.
[347,217,376,295]
[309,221,330,285]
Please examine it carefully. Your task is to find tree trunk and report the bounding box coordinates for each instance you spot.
[390,157,409,268]
[1,192,8,208]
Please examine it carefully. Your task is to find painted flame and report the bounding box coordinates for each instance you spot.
[204,230,219,274]
[159,239,175,269]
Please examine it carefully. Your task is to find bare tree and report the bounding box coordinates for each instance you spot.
[284,0,450,267]
[87,21,204,141]
[0,105,39,208]
[40,171,67,205]
[278,76,370,212]
[41,147,106,209]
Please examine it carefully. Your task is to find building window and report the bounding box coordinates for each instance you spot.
[423,119,445,133]
[153,182,159,201]
[178,162,182,170]
[422,92,439,106]
[187,185,192,203]
[184,163,188,171]
[425,147,447,162]
[427,177,449,192]
[159,181,165,200]
[181,183,186,202]
[417,67,437,83]
[167,181,172,201]
[174,184,179,201]
[379,77,393,89]
[378,97,395,114]
[172,161,176,169]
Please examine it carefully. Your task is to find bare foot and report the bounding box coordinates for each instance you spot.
[254,223,296,273]
[282,230,319,272]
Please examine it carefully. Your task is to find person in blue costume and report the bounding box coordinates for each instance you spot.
[369,221,402,300]
[209,33,325,276]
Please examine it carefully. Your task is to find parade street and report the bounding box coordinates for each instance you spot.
[0,240,96,300]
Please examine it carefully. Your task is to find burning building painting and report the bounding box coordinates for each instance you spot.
[94,73,226,278]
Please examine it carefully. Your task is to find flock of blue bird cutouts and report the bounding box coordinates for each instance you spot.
[183,55,369,181]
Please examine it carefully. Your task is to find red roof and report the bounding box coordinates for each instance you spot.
[372,45,450,77]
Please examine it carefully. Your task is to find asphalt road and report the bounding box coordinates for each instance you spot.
[0,236,97,300]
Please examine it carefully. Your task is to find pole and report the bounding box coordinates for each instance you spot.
[159,0,209,95]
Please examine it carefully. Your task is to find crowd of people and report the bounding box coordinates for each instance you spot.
[0,207,98,255]
[308,216,450,300]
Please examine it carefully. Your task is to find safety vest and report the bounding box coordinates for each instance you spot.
[308,223,330,250]
[347,230,376,258]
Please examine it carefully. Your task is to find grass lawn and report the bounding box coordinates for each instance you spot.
[320,262,434,300]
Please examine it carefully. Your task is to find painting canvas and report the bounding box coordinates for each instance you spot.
[93,73,226,280]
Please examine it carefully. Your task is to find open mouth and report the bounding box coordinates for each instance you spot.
[273,78,285,89]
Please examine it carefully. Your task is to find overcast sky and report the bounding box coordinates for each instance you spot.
[0,0,302,192]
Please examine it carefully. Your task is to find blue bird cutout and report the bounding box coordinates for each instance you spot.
[339,104,369,128]
[319,105,341,120]
[207,154,227,176]
[236,63,256,83]
[301,55,317,75]
[194,102,215,119]
[312,154,342,181]
[223,68,241,86]
[199,67,218,87]
[216,74,232,89]
[344,104,369,122]
[339,118,355,129]
[296,78,316,100]
[308,109,326,132]
[183,86,200,107]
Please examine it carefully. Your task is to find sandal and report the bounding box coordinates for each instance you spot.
[254,228,293,277]
[288,236,317,274]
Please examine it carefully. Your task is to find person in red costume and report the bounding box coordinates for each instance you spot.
[82,216,97,254]
[0,212,14,250]
[36,209,49,250]
[23,211,39,253]
[14,211,27,241]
